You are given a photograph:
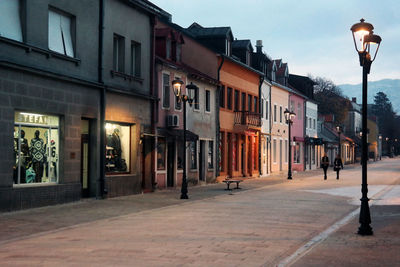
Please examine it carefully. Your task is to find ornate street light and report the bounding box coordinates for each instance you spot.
[351,18,382,236]
[336,126,342,159]
[172,78,198,199]
[284,108,296,180]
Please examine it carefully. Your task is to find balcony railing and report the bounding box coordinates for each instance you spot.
[234,111,261,127]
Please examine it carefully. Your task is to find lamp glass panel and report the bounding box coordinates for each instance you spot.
[172,82,182,97]
[187,86,195,101]
[284,110,290,121]
[353,30,370,52]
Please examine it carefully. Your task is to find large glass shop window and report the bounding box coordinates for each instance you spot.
[105,123,130,173]
[14,112,59,184]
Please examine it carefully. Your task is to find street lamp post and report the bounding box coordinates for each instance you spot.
[351,18,382,236]
[284,109,296,180]
[336,126,342,159]
[172,78,198,199]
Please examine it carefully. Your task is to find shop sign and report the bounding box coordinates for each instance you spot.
[15,112,49,125]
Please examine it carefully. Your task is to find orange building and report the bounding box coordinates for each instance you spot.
[218,56,263,179]
[186,25,263,180]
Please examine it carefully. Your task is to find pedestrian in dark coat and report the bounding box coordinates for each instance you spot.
[321,153,329,180]
[333,154,343,180]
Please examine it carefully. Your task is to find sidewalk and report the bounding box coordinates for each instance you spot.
[0,162,363,244]
[0,163,339,244]
[2,160,398,267]
[291,204,400,267]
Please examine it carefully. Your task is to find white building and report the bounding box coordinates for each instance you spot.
[305,100,320,170]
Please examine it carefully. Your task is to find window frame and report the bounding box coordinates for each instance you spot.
[0,0,24,42]
[48,8,75,57]
[226,87,232,110]
[162,73,170,109]
[105,122,132,175]
[205,90,211,112]
[13,112,60,185]
[130,40,141,77]
[194,86,200,110]
[113,34,125,73]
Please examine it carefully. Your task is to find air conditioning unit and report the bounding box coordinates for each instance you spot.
[167,114,179,127]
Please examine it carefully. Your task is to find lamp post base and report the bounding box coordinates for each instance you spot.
[358,224,373,236]
[287,175,292,180]
[180,194,189,199]
[358,197,373,236]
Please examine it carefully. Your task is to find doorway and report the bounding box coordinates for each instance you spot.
[199,140,205,181]
[81,119,90,198]
[141,136,154,193]
[167,141,175,187]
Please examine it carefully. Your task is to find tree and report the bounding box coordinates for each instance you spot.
[310,76,349,124]
[371,92,397,139]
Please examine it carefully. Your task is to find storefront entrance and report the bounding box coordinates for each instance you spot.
[81,119,90,198]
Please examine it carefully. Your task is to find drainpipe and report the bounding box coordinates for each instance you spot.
[150,15,156,190]
[98,0,106,198]
[216,55,224,177]
[258,75,264,176]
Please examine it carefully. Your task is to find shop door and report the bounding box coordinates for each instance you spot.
[199,140,205,181]
[241,142,245,176]
[167,142,175,187]
[81,119,90,198]
[141,136,153,193]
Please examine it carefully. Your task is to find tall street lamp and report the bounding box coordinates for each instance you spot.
[336,126,342,159]
[351,18,382,236]
[172,78,198,199]
[284,109,296,180]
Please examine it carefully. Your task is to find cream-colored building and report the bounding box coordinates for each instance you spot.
[270,81,290,173]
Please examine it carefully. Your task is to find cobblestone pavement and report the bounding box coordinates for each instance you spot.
[0,158,399,266]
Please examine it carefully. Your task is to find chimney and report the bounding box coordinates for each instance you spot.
[256,40,263,53]
[352,97,357,103]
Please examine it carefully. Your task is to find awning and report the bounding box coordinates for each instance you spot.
[305,137,323,145]
[158,128,199,142]
[293,136,305,142]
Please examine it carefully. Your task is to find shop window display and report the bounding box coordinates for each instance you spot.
[13,112,59,184]
[105,123,130,173]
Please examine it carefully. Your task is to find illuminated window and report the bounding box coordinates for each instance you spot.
[13,112,59,184]
[105,122,131,173]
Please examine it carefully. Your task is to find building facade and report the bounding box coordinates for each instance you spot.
[102,0,156,197]
[154,18,218,189]
[0,0,101,211]
[186,24,263,180]
[289,91,306,172]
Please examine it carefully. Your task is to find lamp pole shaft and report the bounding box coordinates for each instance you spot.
[181,99,189,199]
[358,61,373,235]
[288,121,292,180]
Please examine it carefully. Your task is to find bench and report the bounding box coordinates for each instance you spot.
[222,179,242,190]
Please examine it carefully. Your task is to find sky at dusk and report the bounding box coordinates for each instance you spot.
[150,0,400,85]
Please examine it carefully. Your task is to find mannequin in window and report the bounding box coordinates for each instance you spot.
[30,130,46,182]
[108,128,122,171]
[13,130,29,183]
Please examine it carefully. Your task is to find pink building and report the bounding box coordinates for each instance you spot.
[289,90,306,172]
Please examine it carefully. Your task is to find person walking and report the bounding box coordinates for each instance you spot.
[321,153,330,180]
[333,154,343,180]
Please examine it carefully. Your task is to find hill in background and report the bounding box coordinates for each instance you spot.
[339,79,400,112]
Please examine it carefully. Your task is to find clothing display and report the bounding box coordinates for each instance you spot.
[106,129,126,172]
[13,130,29,184]
[30,130,46,182]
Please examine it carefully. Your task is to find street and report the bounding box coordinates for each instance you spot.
[0,158,399,266]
